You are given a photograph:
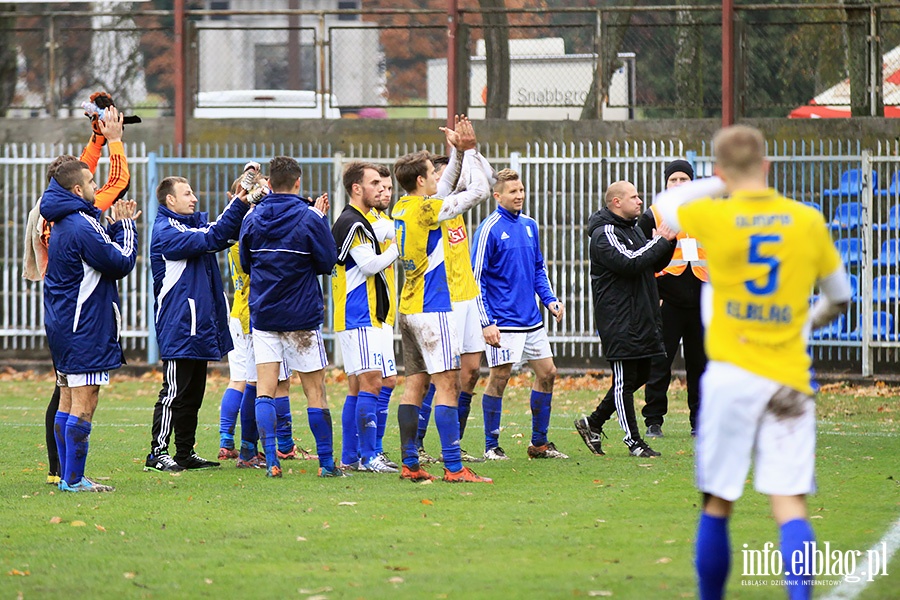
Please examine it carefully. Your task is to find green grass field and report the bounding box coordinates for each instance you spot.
[0,371,897,599]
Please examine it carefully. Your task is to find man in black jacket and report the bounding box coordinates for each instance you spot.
[637,160,707,439]
[575,180,676,457]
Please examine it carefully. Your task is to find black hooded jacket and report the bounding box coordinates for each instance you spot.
[587,207,676,361]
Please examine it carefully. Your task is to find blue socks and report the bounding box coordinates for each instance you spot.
[54,410,69,481]
[357,391,378,463]
[398,404,420,468]
[239,384,258,460]
[64,415,91,485]
[781,519,815,599]
[434,405,462,473]
[530,390,552,447]
[274,395,294,453]
[375,386,392,454]
[255,396,278,468]
[695,513,730,600]
[457,391,473,439]
[341,395,358,466]
[482,394,502,451]
[416,383,436,447]
[218,387,243,449]
[307,408,334,471]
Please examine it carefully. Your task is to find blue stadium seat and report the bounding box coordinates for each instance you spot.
[873,239,900,267]
[835,238,862,265]
[872,311,898,340]
[811,314,846,340]
[878,171,900,197]
[873,275,900,302]
[822,169,878,197]
[849,273,859,301]
[800,201,822,212]
[829,201,863,230]
[874,205,900,231]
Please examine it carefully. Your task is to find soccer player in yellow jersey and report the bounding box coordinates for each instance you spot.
[391,115,493,483]
[332,161,398,473]
[654,125,851,600]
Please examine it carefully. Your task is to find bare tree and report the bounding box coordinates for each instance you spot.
[0,4,15,116]
[580,0,634,120]
[480,0,510,119]
[673,0,702,118]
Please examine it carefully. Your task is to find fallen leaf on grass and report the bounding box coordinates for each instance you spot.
[588,591,612,597]
[387,576,404,584]
[337,501,357,506]
[638,464,653,468]
[296,536,307,542]
[385,566,410,571]
[49,516,62,524]
[656,557,672,564]
[123,572,136,579]
[71,520,86,527]
[421,499,433,505]
[298,587,333,595]
[308,596,328,600]
[419,479,433,485]
[7,570,29,576]
[322,522,330,529]
[811,515,824,519]
[95,524,106,532]
[205,578,213,584]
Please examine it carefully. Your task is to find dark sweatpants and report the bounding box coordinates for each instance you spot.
[588,357,653,447]
[150,359,208,461]
[642,301,707,431]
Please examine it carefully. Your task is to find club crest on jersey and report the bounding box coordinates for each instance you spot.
[447,225,467,245]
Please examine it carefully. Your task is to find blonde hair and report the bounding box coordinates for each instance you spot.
[493,168,520,193]
[713,125,766,178]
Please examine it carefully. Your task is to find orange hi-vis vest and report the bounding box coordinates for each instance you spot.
[650,204,709,282]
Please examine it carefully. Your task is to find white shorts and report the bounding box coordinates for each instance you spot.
[338,326,387,376]
[452,299,485,354]
[696,361,817,501]
[398,312,460,375]
[252,328,328,374]
[485,328,553,368]
[375,323,398,378]
[228,318,290,382]
[56,371,110,388]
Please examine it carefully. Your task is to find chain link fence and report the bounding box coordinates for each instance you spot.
[1,3,900,119]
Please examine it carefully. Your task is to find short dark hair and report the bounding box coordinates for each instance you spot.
[431,154,449,169]
[53,160,90,192]
[343,161,380,195]
[375,164,391,179]
[47,155,79,184]
[156,176,189,204]
[393,151,431,194]
[268,156,302,192]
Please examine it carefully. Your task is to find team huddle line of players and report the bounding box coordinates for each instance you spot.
[30,101,851,599]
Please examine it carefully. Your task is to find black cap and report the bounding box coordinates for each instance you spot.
[664,159,694,183]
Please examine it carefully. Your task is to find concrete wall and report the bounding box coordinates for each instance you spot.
[1,117,899,152]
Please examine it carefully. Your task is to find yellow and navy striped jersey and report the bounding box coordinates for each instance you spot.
[679,189,841,394]
[392,195,452,314]
[227,243,250,334]
[367,209,397,326]
[442,214,479,302]
[332,206,384,331]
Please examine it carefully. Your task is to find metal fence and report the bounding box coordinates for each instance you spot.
[2,140,899,376]
[2,3,900,119]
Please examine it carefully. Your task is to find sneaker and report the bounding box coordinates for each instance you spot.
[574,417,606,456]
[359,454,399,473]
[629,440,661,458]
[527,442,569,459]
[483,447,510,461]
[266,465,283,478]
[46,474,61,485]
[59,476,115,492]
[442,466,493,484]
[236,455,266,469]
[400,464,436,481]
[144,453,185,472]
[176,453,221,470]
[645,424,664,438]
[318,465,350,478]
[339,460,360,472]
[218,447,239,460]
[378,452,398,469]
[277,445,298,460]
[460,448,486,463]
[418,447,439,464]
